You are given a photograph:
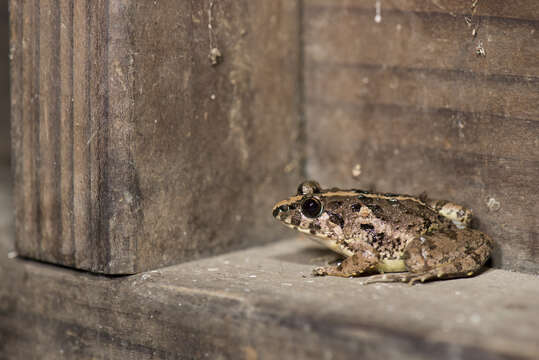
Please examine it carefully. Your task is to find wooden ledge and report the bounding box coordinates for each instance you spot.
[2,233,538,359]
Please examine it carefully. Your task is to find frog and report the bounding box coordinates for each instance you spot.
[272,180,493,284]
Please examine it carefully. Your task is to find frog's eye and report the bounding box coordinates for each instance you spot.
[297,180,322,196]
[301,197,323,218]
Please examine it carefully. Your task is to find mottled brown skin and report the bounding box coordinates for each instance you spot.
[273,181,493,284]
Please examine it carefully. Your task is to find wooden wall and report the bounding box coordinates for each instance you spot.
[303,0,539,273]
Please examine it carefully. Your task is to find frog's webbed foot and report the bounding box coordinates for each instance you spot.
[426,199,473,229]
[313,245,379,278]
[313,265,354,277]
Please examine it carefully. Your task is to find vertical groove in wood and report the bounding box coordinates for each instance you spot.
[33,0,41,260]
[38,0,61,261]
[72,0,91,268]
[9,0,25,254]
[107,0,139,272]
[15,0,39,258]
[59,0,74,262]
[87,0,110,271]
[68,0,119,272]
[87,0,97,269]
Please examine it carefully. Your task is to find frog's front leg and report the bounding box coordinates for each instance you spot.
[364,228,493,285]
[313,243,379,277]
[426,199,473,229]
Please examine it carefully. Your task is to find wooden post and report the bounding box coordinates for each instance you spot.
[10,0,301,274]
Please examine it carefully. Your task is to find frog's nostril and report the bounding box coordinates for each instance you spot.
[272,208,280,217]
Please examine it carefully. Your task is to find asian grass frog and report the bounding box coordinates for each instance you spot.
[272,181,493,284]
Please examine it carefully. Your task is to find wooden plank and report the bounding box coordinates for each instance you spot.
[306,0,539,21]
[1,232,538,359]
[10,0,301,273]
[304,1,539,273]
[305,6,539,77]
[305,63,539,121]
[306,101,539,162]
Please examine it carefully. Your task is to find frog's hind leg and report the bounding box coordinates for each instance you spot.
[426,199,472,229]
[364,228,493,285]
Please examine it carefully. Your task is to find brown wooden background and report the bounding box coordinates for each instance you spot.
[2,2,539,359]
[6,0,539,274]
[303,0,539,273]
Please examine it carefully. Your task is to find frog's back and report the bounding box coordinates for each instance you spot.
[314,190,455,260]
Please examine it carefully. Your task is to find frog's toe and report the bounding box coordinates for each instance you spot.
[312,266,328,276]
[362,272,410,285]
[408,272,436,285]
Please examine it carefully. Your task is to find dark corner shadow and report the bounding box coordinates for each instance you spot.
[475,257,494,276]
[272,243,344,266]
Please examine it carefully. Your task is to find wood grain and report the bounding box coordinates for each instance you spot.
[304,0,539,272]
[306,0,539,21]
[10,0,301,273]
[305,6,539,77]
[1,235,538,359]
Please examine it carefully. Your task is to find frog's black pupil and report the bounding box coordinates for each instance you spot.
[301,198,322,218]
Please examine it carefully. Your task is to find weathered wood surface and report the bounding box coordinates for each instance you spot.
[0,4,9,165]
[303,0,539,273]
[9,0,301,273]
[1,224,538,358]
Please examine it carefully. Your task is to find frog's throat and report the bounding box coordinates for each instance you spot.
[293,226,407,273]
[287,224,353,257]
[288,225,408,273]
